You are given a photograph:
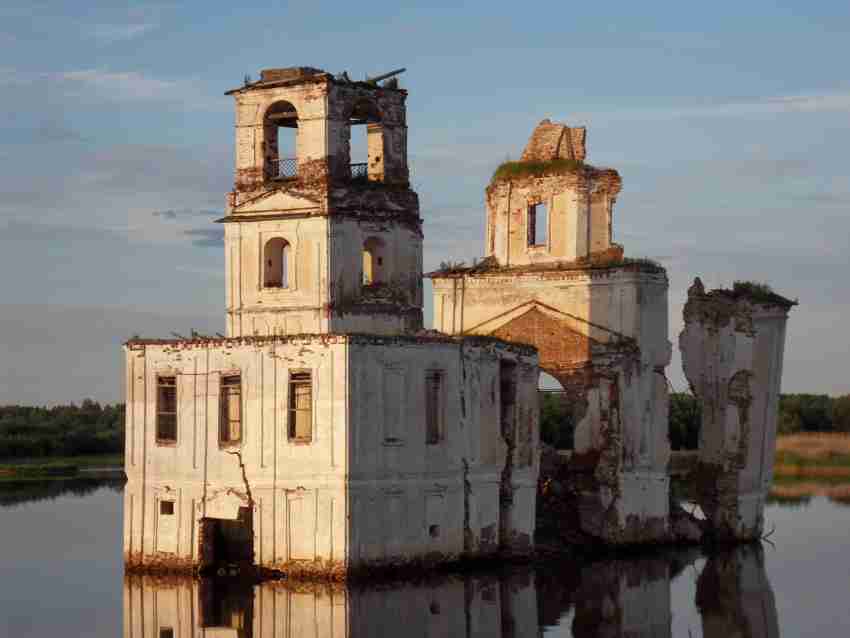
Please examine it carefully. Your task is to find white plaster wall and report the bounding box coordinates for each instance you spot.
[346,339,539,562]
[680,298,791,539]
[432,268,667,348]
[124,337,349,568]
[225,217,329,338]
[327,216,423,315]
[125,335,538,571]
[486,178,601,267]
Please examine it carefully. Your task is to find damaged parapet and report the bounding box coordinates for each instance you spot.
[680,279,795,541]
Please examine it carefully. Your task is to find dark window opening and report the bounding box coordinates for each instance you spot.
[160,500,175,516]
[288,372,313,442]
[160,629,174,638]
[425,371,444,445]
[429,524,440,538]
[263,238,290,288]
[527,202,548,246]
[264,101,298,180]
[500,361,517,438]
[156,376,177,443]
[219,375,242,445]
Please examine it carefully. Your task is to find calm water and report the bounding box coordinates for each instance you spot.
[1,479,848,637]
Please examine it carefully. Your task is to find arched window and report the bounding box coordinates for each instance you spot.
[348,99,383,182]
[264,101,298,180]
[362,236,386,285]
[264,238,290,288]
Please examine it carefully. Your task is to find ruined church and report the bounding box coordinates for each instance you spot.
[123,66,794,576]
[123,67,539,576]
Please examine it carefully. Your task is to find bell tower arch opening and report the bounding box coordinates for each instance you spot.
[263,237,290,288]
[362,236,387,285]
[263,100,299,181]
[347,98,383,182]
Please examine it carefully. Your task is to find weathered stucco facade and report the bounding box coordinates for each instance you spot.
[680,280,794,540]
[124,67,539,577]
[124,334,537,575]
[429,122,671,543]
[224,66,423,337]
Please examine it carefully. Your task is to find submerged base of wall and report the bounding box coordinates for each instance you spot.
[124,547,534,582]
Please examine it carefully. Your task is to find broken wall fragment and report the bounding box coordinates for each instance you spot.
[680,279,794,541]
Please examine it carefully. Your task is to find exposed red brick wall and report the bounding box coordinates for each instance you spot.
[491,308,593,372]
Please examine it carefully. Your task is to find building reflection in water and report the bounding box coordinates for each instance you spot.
[124,546,778,637]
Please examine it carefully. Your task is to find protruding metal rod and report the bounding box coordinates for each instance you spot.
[366,68,406,84]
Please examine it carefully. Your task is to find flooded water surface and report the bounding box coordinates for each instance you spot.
[1,479,849,637]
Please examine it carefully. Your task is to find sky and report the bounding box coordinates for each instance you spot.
[1,0,849,404]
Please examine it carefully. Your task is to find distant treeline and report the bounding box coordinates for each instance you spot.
[668,392,850,450]
[0,401,124,459]
[3,391,849,458]
[542,392,850,451]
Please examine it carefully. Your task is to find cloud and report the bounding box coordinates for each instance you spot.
[89,22,157,44]
[183,228,225,247]
[0,67,220,108]
[571,91,850,123]
[59,69,186,103]
[0,304,223,405]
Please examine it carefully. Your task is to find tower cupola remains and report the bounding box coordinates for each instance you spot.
[486,119,622,267]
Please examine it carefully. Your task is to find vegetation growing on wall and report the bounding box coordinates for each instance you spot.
[539,393,575,449]
[490,158,585,185]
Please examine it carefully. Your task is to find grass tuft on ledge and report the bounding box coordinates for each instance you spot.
[490,158,585,185]
[730,280,797,307]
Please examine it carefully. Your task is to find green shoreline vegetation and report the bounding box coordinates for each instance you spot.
[4,391,850,480]
[0,401,124,478]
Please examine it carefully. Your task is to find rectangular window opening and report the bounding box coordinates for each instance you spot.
[156,376,177,443]
[160,500,175,516]
[288,372,313,442]
[219,375,242,445]
[425,371,444,445]
[527,202,548,246]
[160,629,175,638]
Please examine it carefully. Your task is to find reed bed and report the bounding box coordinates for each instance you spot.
[774,432,850,478]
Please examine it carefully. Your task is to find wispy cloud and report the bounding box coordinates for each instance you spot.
[0,67,219,108]
[572,91,850,123]
[89,22,157,44]
[59,69,182,102]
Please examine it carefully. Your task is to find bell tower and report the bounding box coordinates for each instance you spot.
[222,67,422,337]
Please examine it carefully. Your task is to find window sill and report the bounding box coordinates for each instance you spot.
[382,438,405,447]
[288,438,313,446]
[218,442,243,450]
[155,440,177,447]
